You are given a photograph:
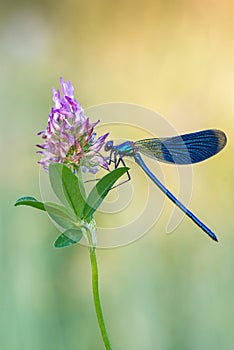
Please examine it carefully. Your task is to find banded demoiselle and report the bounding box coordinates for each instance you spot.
[104,129,227,242]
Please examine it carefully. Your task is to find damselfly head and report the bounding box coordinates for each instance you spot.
[104,140,114,151]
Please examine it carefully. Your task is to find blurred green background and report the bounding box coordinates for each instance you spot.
[1,0,234,349]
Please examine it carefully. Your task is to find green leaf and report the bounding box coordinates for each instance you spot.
[49,164,69,206]
[48,213,74,230]
[54,233,76,248]
[49,163,86,218]
[14,197,45,211]
[64,228,83,242]
[54,229,83,248]
[83,167,129,219]
[77,172,87,203]
[44,202,77,229]
[44,202,75,220]
[15,197,78,229]
[49,163,68,206]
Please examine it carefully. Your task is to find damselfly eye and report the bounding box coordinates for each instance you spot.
[104,140,113,151]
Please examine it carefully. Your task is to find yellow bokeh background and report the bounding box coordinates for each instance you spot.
[1,1,234,349]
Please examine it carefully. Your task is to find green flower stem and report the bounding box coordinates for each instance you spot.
[89,243,113,350]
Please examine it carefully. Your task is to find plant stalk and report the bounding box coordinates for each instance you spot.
[89,244,113,350]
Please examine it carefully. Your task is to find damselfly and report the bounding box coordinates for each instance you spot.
[104,129,227,242]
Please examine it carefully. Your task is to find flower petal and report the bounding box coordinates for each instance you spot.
[37,78,109,173]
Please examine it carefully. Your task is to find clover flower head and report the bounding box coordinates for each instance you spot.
[37,78,109,173]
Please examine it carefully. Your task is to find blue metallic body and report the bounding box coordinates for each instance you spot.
[134,153,217,241]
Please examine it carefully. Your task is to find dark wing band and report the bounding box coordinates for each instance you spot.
[135,129,227,164]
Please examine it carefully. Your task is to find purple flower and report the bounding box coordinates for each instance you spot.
[37,78,109,173]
